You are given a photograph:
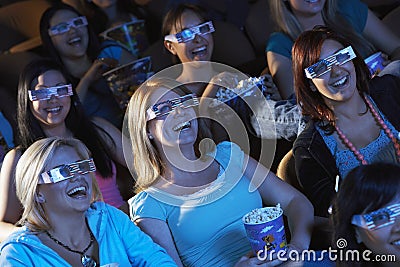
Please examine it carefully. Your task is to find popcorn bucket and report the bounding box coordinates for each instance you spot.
[103,57,153,109]
[100,20,149,58]
[364,52,385,75]
[242,206,287,256]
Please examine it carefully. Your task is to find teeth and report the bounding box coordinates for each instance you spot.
[192,46,206,53]
[67,186,86,196]
[68,37,81,44]
[173,121,190,131]
[333,77,347,87]
[46,107,61,113]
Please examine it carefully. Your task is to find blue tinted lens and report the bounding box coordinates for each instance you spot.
[59,165,72,178]
[180,29,194,40]
[72,17,85,27]
[199,24,211,34]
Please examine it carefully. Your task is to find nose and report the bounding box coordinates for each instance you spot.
[193,34,202,43]
[48,94,58,102]
[173,106,186,117]
[330,64,345,76]
[68,25,78,34]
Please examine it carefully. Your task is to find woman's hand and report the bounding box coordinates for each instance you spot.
[84,57,118,84]
[76,57,118,101]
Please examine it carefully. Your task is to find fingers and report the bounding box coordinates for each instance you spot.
[211,72,240,89]
[95,57,118,72]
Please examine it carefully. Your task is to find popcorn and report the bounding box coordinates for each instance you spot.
[210,76,265,107]
[244,204,282,224]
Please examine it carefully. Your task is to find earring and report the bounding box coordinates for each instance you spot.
[35,193,46,203]
[148,134,154,140]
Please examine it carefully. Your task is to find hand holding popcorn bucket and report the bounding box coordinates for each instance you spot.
[242,204,287,258]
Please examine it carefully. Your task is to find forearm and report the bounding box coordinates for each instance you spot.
[75,78,91,102]
[284,195,314,250]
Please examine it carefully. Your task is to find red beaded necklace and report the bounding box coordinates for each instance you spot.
[334,95,400,165]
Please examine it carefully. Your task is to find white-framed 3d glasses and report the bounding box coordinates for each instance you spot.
[48,16,88,37]
[28,84,73,101]
[304,46,356,79]
[146,94,199,121]
[351,203,400,231]
[39,158,96,184]
[164,21,215,43]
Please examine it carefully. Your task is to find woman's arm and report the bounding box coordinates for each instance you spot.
[136,218,184,267]
[91,116,126,167]
[243,155,314,251]
[0,149,22,242]
[363,9,400,60]
[266,51,294,99]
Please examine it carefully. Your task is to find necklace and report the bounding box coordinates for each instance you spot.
[46,228,97,267]
[335,95,400,165]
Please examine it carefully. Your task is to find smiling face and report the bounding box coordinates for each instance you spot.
[164,9,214,63]
[37,145,93,214]
[30,70,71,129]
[49,9,89,59]
[289,0,326,16]
[146,88,199,150]
[310,39,358,105]
[355,197,400,263]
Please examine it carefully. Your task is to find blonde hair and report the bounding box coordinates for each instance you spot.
[126,77,214,190]
[269,0,375,57]
[15,137,102,232]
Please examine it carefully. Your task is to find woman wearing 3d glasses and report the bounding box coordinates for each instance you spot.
[0,137,177,266]
[127,77,314,266]
[333,163,400,266]
[39,3,125,128]
[292,26,400,219]
[0,59,132,242]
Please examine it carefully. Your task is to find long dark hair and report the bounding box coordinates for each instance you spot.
[17,58,113,177]
[292,26,371,133]
[39,3,100,67]
[333,163,400,267]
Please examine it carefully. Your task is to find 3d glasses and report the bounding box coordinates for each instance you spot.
[39,158,96,184]
[164,21,215,43]
[100,20,148,56]
[28,84,73,101]
[351,203,400,231]
[146,94,199,121]
[305,46,356,79]
[48,16,88,37]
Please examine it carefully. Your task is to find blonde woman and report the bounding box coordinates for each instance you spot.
[266,0,400,99]
[0,137,176,266]
[127,78,314,266]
